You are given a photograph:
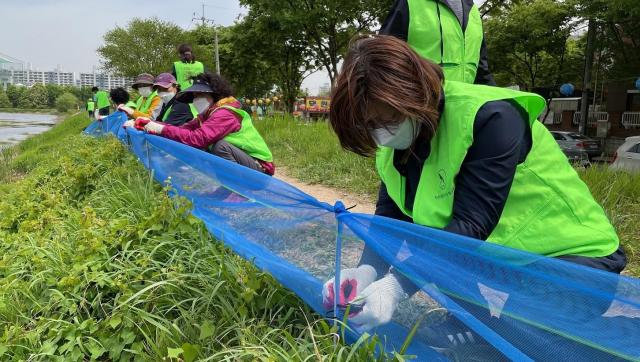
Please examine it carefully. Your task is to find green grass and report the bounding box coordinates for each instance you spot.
[0,114,406,361]
[257,116,640,277]
[255,116,379,199]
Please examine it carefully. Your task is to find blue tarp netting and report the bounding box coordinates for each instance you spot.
[85,113,640,361]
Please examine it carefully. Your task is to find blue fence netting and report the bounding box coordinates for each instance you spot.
[85,112,640,361]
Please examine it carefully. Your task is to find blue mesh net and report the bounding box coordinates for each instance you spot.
[84,114,640,361]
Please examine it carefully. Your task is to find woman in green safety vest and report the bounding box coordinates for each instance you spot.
[322,35,626,353]
[380,0,494,85]
[172,43,205,91]
[153,72,198,126]
[123,72,275,176]
[91,87,111,118]
[118,73,162,120]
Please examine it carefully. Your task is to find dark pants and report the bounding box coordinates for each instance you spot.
[88,111,93,117]
[210,140,265,174]
[98,107,110,116]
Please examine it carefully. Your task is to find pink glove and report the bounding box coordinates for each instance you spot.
[322,265,377,313]
[122,120,135,128]
[134,118,150,130]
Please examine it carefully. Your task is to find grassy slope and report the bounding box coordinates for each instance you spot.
[256,116,640,276]
[0,115,394,361]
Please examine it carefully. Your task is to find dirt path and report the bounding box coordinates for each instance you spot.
[276,167,376,214]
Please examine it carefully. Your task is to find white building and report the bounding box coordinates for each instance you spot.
[0,51,132,89]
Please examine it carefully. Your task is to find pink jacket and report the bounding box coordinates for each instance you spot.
[160,99,275,174]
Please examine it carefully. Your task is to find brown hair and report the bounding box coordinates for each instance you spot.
[329,34,443,156]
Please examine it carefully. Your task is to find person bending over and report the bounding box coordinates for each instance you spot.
[124,73,275,175]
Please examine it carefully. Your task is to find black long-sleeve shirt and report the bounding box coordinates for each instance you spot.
[379,0,496,86]
[157,98,194,126]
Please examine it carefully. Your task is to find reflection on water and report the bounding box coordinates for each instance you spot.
[0,112,57,147]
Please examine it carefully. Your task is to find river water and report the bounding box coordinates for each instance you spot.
[0,112,58,147]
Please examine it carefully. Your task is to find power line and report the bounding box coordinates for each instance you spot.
[192,1,220,75]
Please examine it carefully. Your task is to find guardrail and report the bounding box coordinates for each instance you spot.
[572,111,609,127]
[622,112,640,129]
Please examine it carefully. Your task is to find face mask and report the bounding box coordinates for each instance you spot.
[158,91,174,104]
[371,119,421,150]
[193,97,211,114]
[138,87,152,97]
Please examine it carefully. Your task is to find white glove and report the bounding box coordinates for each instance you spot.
[118,105,134,115]
[322,265,377,310]
[122,120,135,128]
[93,110,99,120]
[144,121,165,135]
[349,272,407,331]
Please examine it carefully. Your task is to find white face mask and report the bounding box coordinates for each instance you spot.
[193,97,211,114]
[138,87,152,97]
[371,119,421,150]
[158,91,174,104]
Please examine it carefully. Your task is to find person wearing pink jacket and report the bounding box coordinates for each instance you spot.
[126,73,275,175]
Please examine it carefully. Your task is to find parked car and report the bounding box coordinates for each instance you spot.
[610,136,640,173]
[550,131,602,159]
[550,131,591,167]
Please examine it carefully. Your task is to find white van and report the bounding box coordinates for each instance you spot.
[610,136,640,172]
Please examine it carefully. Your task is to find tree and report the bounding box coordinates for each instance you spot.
[45,84,64,108]
[485,0,574,90]
[6,85,26,108]
[0,90,11,108]
[98,18,187,77]
[19,84,49,109]
[55,92,79,113]
[239,0,393,85]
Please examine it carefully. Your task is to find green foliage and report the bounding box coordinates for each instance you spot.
[5,84,26,108]
[577,166,640,275]
[18,84,50,109]
[238,0,393,84]
[0,90,11,108]
[0,114,407,360]
[98,18,187,77]
[485,0,574,89]
[55,92,79,113]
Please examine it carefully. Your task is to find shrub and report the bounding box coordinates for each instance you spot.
[55,92,79,113]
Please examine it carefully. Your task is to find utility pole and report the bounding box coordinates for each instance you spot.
[192,2,220,75]
[579,20,596,135]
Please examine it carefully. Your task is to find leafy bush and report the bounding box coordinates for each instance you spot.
[18,83,49,109]
[0,91,11,108]
[55,92,79,113]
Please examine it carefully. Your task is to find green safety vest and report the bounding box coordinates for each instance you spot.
[87,101,95,112]
[208,105,273,162]
[376,81,619,257]
[95,90,110,109]
[174,61,205,90]
[125,101,138,109]
[161,103,199,122]
[134,91,158,114]
[407,0,483,83]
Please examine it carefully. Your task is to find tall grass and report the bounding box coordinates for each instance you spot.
[257,116,640,277]
[0,114,402,360]
[255,116,379,199]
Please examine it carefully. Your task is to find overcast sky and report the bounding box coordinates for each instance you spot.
[1,0,484,94]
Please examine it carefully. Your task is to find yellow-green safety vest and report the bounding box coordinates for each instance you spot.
[95,90,110,109]
[134,91,159,114]
[208,105,273,162]
[376,81,619,257]
[407,0,483,83]
[174,61,205,90]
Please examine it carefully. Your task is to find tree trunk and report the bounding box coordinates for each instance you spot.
[579,20,597,135]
